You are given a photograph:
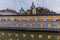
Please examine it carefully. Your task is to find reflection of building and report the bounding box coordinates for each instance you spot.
[20,7,25,14]
[0,8,19,15]
[0,30,59,40]
[31,2,36,14]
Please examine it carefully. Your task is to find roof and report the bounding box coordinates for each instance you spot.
[0,8,20,15]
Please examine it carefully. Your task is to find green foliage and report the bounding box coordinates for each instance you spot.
[36,7,45,14]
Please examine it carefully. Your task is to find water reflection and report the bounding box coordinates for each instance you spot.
[0,30,59,40]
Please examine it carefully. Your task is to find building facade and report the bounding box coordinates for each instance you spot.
[0,8,19,15]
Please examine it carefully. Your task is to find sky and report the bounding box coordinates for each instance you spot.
[0,0,60,13]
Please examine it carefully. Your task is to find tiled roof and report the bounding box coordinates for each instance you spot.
[0,8,20,14]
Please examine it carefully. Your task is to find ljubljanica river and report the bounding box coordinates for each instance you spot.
[0,30,59,40]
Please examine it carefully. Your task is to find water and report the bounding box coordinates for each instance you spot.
[0,30,59,40]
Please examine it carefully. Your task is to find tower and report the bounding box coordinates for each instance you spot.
[20,7,25,14]
[31,2,36,14]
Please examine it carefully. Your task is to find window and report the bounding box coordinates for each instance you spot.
[22,34,26,37]
[2,32,4,36]
[39,35,43,39]
[57,24,60,28]
[8,16,13,21]
[46,16,53,21]
[22,16,27,21]
[39,24,42,28]
[57,36,60,40]
[56,16,60,21]
[8,23,12,27]
[38,16,43,21]
[1,24,5,27]
[29,16,35,21]
[48,35,52,39]
[8,38,12,40]
[17,39,19,40]
[15,33,19,37]
[47,24,51,28]
[1,16,6,21]
[14,16,19,21]
[30,34,34,38]
[8,33,11,36]
[15,24,19,27]
[22,23,26,27]
[30,23,34,27]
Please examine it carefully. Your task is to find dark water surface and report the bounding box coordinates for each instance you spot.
[0,30,60,40]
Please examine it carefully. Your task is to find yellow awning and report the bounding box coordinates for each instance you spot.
[38,16,44,21]
[22,16,27,21]
[29,16,35,21]
[46,16,53,21]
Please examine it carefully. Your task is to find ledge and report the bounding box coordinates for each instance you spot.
[0,27,60,32]
[0,14,60,16]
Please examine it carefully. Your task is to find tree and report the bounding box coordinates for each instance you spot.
[36,7,45,14]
